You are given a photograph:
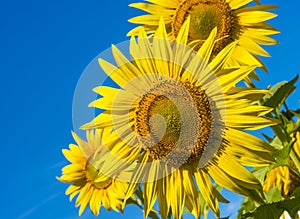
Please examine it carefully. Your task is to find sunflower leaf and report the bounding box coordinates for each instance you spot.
[240,187,300,219]
[270,136,284,149]
[262,74,298,110]
[237,196,257,219]
[272,140,295,167]
[264,187,283,203]
[285,111,300,134]
[252,166,269,185]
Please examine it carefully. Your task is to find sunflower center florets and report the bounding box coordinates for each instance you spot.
[172,0,239,53]
[133,80,212,166]
[86,162,113,189]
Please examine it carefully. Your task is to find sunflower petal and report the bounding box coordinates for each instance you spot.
[238,11,277,24]
[194,169,219,217]
[217,155,261,189]
[169,170,185,219]
[229,0,252,10]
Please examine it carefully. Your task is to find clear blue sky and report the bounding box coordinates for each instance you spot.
[0,0,299,218]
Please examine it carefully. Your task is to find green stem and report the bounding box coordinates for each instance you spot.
[290,148,300,173]
[283,101,289,112]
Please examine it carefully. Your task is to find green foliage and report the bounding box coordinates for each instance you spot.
[237,196,257,218]
[272,141,293,167]
[264,187,284,203]
[238,75,300,219]
[262,74,298,110]
[239,188,300,219]
[252,167,269,185]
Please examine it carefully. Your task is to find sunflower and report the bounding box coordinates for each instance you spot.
[263,132,300,198]
[127,0,278,71]
[57,129,137,216]
[82,18,278,218]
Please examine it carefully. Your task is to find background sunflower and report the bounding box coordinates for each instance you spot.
[128,0,278,73]
[57,130,136,216]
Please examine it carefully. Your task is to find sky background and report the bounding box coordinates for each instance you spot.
[0,0,299,218]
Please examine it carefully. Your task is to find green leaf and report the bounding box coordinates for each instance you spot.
[272,141,293,167]
[264,187,284,203]
[241,204,283,219]
[286,111,300,133]
[237,196,257,219]
[241,188,300,219]
[252,166,269,185]
[270,135,284,149]
[262,74,298,109]
[270,124,289,146]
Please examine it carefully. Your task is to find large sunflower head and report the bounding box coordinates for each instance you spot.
[57,129,135,216]
[128,0,278,70]
[82,19,278,218]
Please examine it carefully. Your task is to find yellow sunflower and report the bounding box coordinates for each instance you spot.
[57,129,137,216]
[127,0,278,71]
[263,132,300,198]
[82,18,278,218]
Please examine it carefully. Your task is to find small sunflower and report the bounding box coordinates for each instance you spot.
[127,0,278,71]
[57,129,136,216]
[263,132,300,198]
[82,19,278,218]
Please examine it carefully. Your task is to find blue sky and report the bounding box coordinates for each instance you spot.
[0,0,299,219]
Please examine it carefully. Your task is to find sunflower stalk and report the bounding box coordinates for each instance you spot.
[290,148,300,173]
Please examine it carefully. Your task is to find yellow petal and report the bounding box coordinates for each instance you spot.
[238,11,277,24]
[194,169,219,217]
[175,16,190,45]
[226,128,274,152]
[90,189,101,216]
[129,14,171,25]
[80,113,113,130]
[209,165,249,196]
[79,187,93,216]
[239,36,270,57]
[169,170,185,219]
[209,41,237,73]
[229,0,252,10]
[129,3,174,15]
[157,178,169,219]
[197,27,217,64]
[226,115,279,130]
[144,181,158,218]
[230,46,263,67]
[217,155,261,189]
[218,66,255,93]
[236,4,278,14]
[145,0,179,8]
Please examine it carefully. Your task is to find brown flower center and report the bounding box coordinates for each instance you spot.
[133,80,212,167]
[86,162,113,189]
[172,0,239,54]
